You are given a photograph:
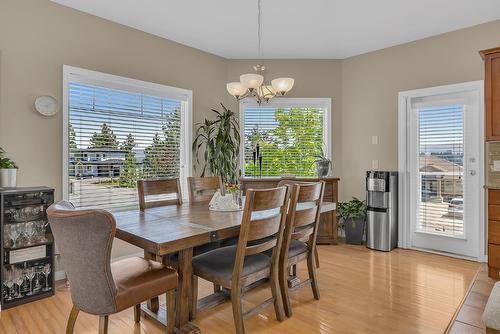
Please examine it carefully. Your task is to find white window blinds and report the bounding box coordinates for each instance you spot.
[242,102,328,177]
[417,104,464,236]
[67,81,185,209]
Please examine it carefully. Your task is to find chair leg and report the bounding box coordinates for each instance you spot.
[315,247,320,268]
[308,252,320,300]
[190,275,198,320]
[230,287,245,334]
[270,264,285,322]
[134,304,141,323]
[166,290,176,334]
[98,315,109,334]
[65,305,80,334]
[279,262,293,318]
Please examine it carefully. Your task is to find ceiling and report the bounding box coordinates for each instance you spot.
[52,0,500,59]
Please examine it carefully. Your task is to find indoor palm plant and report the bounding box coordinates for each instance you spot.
[337,197,367,244]
[0,147,18,187]
[192,103,240,183]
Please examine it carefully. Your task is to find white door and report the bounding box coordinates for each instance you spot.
[399,82,484,259]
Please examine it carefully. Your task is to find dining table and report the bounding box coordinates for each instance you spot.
[112,199,336,334]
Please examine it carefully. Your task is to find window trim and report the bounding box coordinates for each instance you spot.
[62,65,193,206]
[238,97,332,177]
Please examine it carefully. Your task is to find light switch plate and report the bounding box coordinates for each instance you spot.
[371,136,379,145]
[372,159,379,169]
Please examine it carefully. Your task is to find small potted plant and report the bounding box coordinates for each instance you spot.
[225,182,241,207]
[313,147,331,177]
[0,147,18,188]
[337,197,367,245]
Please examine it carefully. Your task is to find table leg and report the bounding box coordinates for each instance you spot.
[144,251,160,313]
[176,248,201,334]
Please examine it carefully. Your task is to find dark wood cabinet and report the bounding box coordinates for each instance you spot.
[480,46,500,141]
[239,177,340,244]
[0,187,55,309]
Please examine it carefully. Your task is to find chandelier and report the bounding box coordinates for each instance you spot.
[226,0,294,104]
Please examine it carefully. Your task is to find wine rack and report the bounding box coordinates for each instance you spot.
[0,187,55,309]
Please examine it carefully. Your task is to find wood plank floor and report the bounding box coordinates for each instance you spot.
[0,244,480,334]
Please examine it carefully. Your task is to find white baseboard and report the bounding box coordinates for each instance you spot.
[54,251,144,282]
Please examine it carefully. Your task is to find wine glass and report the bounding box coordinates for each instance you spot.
[4,270,14,301]
[14,268,25,299]
[42,264,51,291]
[25,222,36,245]
[9,224,21,248]
[25,267,36,296]
[4,225,13,247]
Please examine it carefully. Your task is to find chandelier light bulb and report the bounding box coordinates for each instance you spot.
[240,73,264,91]
[257,85,276,100]
[226,82,247,98]
[271,78,295,95]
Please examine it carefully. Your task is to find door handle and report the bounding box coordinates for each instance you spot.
[469,170,476,176]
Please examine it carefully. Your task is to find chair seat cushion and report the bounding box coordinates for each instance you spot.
[264,240,308,258]
[112,256,178,312]
[192,245,271,282]
[483,281,500,330]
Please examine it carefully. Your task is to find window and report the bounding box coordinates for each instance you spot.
[240,98,331,177]
[63,66,192,209]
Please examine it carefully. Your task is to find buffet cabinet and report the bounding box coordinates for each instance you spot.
[239,177,339,244]
[0,187,55,309]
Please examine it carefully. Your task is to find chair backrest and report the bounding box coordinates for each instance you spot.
[278,181,325,258]
[137,178,183,210]
[232,187,290,281]
[47,201,117,315]
[187,176,224,203]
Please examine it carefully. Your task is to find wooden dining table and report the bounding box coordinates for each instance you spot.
[112,200,336,334]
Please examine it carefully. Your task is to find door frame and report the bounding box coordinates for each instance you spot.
[398,81,485,261]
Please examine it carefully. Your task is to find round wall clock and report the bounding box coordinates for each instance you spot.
[34,95,58,116]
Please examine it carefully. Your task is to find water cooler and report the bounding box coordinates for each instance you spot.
[366,171,398,251]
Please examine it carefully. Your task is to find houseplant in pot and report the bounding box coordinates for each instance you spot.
[192,103,240,183]
[0,147,18,188]
[337,197,367,245]
[313,147,331,177]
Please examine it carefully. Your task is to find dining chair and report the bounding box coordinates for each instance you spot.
[187,176,224,203]
[47,201,178,334]
[278,180,321,269]
[275,181,325,317]
[137,178,183,210]
[190,187,290,334]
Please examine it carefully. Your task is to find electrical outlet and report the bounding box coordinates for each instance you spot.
[372,159,379,169]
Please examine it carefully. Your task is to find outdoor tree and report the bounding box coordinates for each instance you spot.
[69,123,77,151]
[120,133,136,152]
[119,133,140,187]
[244,107,323,176]
[89,123,119,149]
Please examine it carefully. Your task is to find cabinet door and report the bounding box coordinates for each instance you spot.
[485,52,500,140]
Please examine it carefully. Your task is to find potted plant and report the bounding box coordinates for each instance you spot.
[0,147,18,188]
[313,147,331,177]
[337,197,367,245]
[192,103,240,183]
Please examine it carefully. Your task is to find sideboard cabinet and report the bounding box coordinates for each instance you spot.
[480,47,500,141]
[239,177,340,244]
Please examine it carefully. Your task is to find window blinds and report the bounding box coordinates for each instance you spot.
[243,106,325,177]
[417,104,464,235]
[68,82,182,209]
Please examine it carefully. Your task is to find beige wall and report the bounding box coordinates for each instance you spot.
[340,19,500,199]
[226,59,342,177]
[0,0,229,259]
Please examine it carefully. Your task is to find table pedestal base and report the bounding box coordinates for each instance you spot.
[141,303,201,334]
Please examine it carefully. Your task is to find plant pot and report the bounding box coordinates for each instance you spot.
[315,159,331,177]
[0,168,17,188]
[344,217,365,245]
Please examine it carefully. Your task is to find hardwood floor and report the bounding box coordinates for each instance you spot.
[0,244,480,334]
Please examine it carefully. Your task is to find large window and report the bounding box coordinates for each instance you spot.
[240,98,331,177]
[63,66,192,209]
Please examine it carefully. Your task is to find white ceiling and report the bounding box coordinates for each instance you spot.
[52,0,500,59]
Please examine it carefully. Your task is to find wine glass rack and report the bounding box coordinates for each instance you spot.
[0,187,55,310]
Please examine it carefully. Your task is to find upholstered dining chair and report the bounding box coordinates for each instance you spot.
[190,187,290,334]
[187,176,224,203]
[137,178,183,210]
[47,201,178,334]
[274,181,325,317]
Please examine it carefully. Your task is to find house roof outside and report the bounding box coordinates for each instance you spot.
[419,155,463,173]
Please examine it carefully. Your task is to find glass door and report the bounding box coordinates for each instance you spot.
[406,86,483,258]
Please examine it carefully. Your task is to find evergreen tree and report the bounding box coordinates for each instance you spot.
[69,123,77,151]
[119,133,139,187]
[89,123,119,149]
[120,133,136,153]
